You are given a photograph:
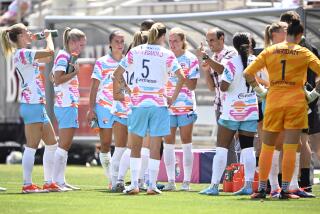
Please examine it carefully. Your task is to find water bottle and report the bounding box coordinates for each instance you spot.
[33,30,59,40]
[66,52,78,74]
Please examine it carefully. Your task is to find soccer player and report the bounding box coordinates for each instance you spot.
[52,27,86,191]
[113,22,186,195]
[163,27,200,191]
[0,23,59,193]
[87,30,129,190]
[200,32,258,196]
[245,19,320,199]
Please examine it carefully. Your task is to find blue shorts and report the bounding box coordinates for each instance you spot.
[218,118,257,133]
[113,115,127,126]
[128,107,170,137]
[170,113,197,128]
[54,106,79,129]
[20,103,49,124]
[95,104,114,129]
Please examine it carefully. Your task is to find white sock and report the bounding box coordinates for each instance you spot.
[269,150,280,192]
[148,158,160,189]
[43,143,58,184]
[53,147,68,185]
[289,152,301,191]
[111,147,126,187]
[22,147,36,185]
[139,147,150,182]
[210,147,228,186]
[182,143,193,182]
[118,148,131,182]
[163,143,176,182]
[99,152,111,182]
[241,147,256,188]
[130,157,141,188]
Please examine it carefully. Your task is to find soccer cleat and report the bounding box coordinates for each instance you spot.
[199,186,219,196]
[64,183,81,190]
[138,182,148,192]
[180,181,191,191]
[57,183,72,192]
[250,189,266,199]
[156,183,165,190]
[270,188,281,198]
[123,185,139,195]
[22,184,49,194]
[233,187,253,195]
[279,190,300,199]
[0,187,6,191]
[162,182,176,191]
[43,182,64,192]
[290,188,315,198]
[115,183,125,192]
[147,187,162,195]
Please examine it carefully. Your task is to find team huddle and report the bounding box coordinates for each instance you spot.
[0,10,320,200]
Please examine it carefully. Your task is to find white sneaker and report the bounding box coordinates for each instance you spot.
[64,183,81,190]
[57,183,73,191]
[147,187,162,195]
[180,181,191,191]
[162,182,176,191]
[123,185,139,195]
[0,187,6,191]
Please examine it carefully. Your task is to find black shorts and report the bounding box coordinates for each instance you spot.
[258,102,264,122]
[303,102,320,135]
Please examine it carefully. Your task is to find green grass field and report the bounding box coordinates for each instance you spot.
[0,164,319,214]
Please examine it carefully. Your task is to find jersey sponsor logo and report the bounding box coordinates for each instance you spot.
[238,92,255,99]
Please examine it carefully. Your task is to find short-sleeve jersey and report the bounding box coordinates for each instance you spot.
[166,51,200,115]
[91,54,131,118]
[210,45,237,111]
[220,55,259,121]
[119,44,181,107]
[52,49,79,108]
[244,42,320,108]
[14,48,46,104]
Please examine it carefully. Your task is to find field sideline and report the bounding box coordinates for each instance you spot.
[0,165,319,214]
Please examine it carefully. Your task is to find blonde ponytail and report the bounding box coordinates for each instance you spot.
[147,23,166,44]
[63,27,86,53]
[264,25,271,48]
[0,23,26,58]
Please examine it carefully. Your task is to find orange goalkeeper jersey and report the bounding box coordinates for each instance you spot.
[244,42,320,107]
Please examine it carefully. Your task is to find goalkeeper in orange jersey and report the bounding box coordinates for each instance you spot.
[243,18,320,199]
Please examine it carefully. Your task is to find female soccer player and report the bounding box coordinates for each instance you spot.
[200,32,258,196]
[245,19,320,199]
[163,27,199,191]
[0,23,59,193]
[113,23,186,195]
[87,30,129,190]
[52,27,86,190]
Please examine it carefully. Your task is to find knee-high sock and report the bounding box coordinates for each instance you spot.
[148,158,160,189]
[111,147,126,187]
[289,152,301,190]
[43,143,58,184]
[182,143,193,182]
[139,148,150,182]
[282,144,298,192]
[53,147,68,185]
[163,143,176,182]
[99,152,111,182]
[210,147,228,186]
[22,147,36,185]
[258,143,275,191]
[118,148,131,182]
[268,150,280,192]
[242,147,256,188]
[130,157,141,188]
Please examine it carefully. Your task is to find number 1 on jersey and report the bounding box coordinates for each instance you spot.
[280,60,286,80]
